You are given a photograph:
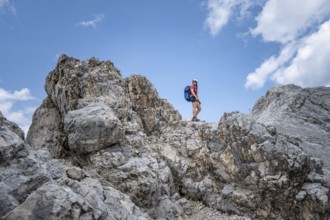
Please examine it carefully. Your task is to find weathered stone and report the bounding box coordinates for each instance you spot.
[66,167,84,181]
[126,75,181,135]
[9,55,330,219]
[1,108,150,220]
[4,180,149,220]
[252,85,330,180]
[26,97,67,158]
[0,112,24,140]
[64,103,124,154]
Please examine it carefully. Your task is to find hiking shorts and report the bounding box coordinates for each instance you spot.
[190,96,197,103]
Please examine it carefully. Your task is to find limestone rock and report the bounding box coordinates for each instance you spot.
[149,111,328,219]
[0,113,28,166]
[252,85,330,184]
[1,110,150,220]
[0,111,24,140]
[44,54,122,116]
[126,75,181,134]
[4,179,150,220]
[14,55,330,219]
[26,97,67,158]
[64,103,124,154]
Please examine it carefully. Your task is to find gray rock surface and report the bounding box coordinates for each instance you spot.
[2,54,329,219]
[0,111,24,140]
[26,97,67,158]
[0,112,150,220]
[64,103,124,154]
[252,84,330,185]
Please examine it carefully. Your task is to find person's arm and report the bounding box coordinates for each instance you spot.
[190,86,198,100]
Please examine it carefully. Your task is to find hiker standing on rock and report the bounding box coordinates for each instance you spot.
[190,79,201,121]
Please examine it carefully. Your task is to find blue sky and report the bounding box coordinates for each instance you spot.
[1,0,330,133]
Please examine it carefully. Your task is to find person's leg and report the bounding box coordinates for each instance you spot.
[192,102,198,118]
[196,102,201,117]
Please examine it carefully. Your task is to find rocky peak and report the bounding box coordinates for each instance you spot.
[45,54,123,116]
[252,84,330,184]
[1,55,329,219]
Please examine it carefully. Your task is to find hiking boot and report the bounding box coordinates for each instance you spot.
[192,117,200,122]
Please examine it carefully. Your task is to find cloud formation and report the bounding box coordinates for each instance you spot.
[271,20,330,87]
[245,0,330,89]
[0,0,16,15]
[0,88,35,135]
[0,87,33,100]
[204,0,330,89]
[245,42,299,89]
[0,0,9,7]
[251,0,330,44]
[205,0,258,36]
[76,14,105,28]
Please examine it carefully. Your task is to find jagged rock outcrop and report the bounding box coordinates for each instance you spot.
[1,55,329,219]
[26,97,67,158]
[0,111,150,219]
[252,85,330,184]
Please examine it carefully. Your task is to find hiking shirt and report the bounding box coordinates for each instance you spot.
[190,84,198,96]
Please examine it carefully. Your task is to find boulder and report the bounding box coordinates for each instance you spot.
[64,103,124,154]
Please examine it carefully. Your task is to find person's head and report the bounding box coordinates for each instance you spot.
[192,79,198,85]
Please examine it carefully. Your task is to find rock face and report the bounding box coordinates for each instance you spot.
[1,55,329,219]
[252,85,330,183]
[0,110,149,219]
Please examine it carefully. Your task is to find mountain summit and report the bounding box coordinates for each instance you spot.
[1,55,329,219]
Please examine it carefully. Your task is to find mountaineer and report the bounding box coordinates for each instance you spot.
[184,79,202,121]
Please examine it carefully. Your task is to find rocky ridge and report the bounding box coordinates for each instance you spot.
[1,55,329,219]
[251,85,330,184]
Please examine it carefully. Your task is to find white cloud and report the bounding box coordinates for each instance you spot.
[205,0,259,36]
[246,19,330,89]
[271,20,330,87]
[76,14,105,28]
[251,0,330,44]
[244,0,330,89]
[0,87,34,101]
[5,110,30,125]
[0,0,16,16]
[0,101,13,113]
[245,42,299,89]
[0,88,36,135]
[204,0,330,90]
[0,0,9,7]
[205,0,235,36]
